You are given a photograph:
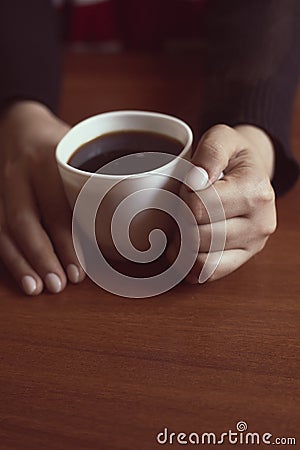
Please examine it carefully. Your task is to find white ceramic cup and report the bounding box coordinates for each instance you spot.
[56,110,193,260]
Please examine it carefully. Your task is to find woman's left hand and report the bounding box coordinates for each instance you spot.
[167,124,277,283]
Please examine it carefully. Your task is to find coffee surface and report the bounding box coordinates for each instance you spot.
[68,130,183,175]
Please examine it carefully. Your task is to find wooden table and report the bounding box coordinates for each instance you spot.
[0,52,299,450]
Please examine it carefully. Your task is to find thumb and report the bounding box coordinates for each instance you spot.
[186,124,242,190]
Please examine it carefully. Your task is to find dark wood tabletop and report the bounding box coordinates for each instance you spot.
[0,52,299,450]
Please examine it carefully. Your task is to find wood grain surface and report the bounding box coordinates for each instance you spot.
[0,52,299,450]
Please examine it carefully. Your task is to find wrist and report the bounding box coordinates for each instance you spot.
[0,100,69,153]
[234,124,275,179]
[1,100,55,122]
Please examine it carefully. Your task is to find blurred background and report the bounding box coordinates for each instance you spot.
[58,0,209,142]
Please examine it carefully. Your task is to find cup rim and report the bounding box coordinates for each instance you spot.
[56,110,193,179]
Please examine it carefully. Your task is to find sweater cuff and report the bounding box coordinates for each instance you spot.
[269,135,299,196]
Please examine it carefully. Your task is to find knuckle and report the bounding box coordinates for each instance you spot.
[202,124,234,153]
[244,211,277,251]
[205,123,233,137]
[188,195,207,222]
[244,177,275,211]
[261,214,277,237]
[258,179,275,203]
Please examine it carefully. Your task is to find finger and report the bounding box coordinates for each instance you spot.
[187,214,275,254]
[0,225,43,295]
[181,167,275,225]
[180,181,228,225]
[4,169,67,294]
[33,161,85,284]
[187,124,244,186]
[185,248,254,284]
[0,198,43,295]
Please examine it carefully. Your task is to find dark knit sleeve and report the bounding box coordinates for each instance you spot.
[201,0,300,196]
[0,0,61,114]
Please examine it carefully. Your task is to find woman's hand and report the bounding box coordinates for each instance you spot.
[167,124,277,283]
[0,101,85,295]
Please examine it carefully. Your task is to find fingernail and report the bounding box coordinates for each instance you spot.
[185,166,209,191]
[66,264,80,283]
[45,273,62,294]
[21,275,37,295]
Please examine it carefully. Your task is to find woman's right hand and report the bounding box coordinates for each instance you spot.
[0,101,85,295]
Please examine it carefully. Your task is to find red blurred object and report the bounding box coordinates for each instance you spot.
[68,1,119,43]
[61,0,207,49]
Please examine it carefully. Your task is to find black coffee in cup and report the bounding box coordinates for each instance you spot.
[68,130,183,175]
